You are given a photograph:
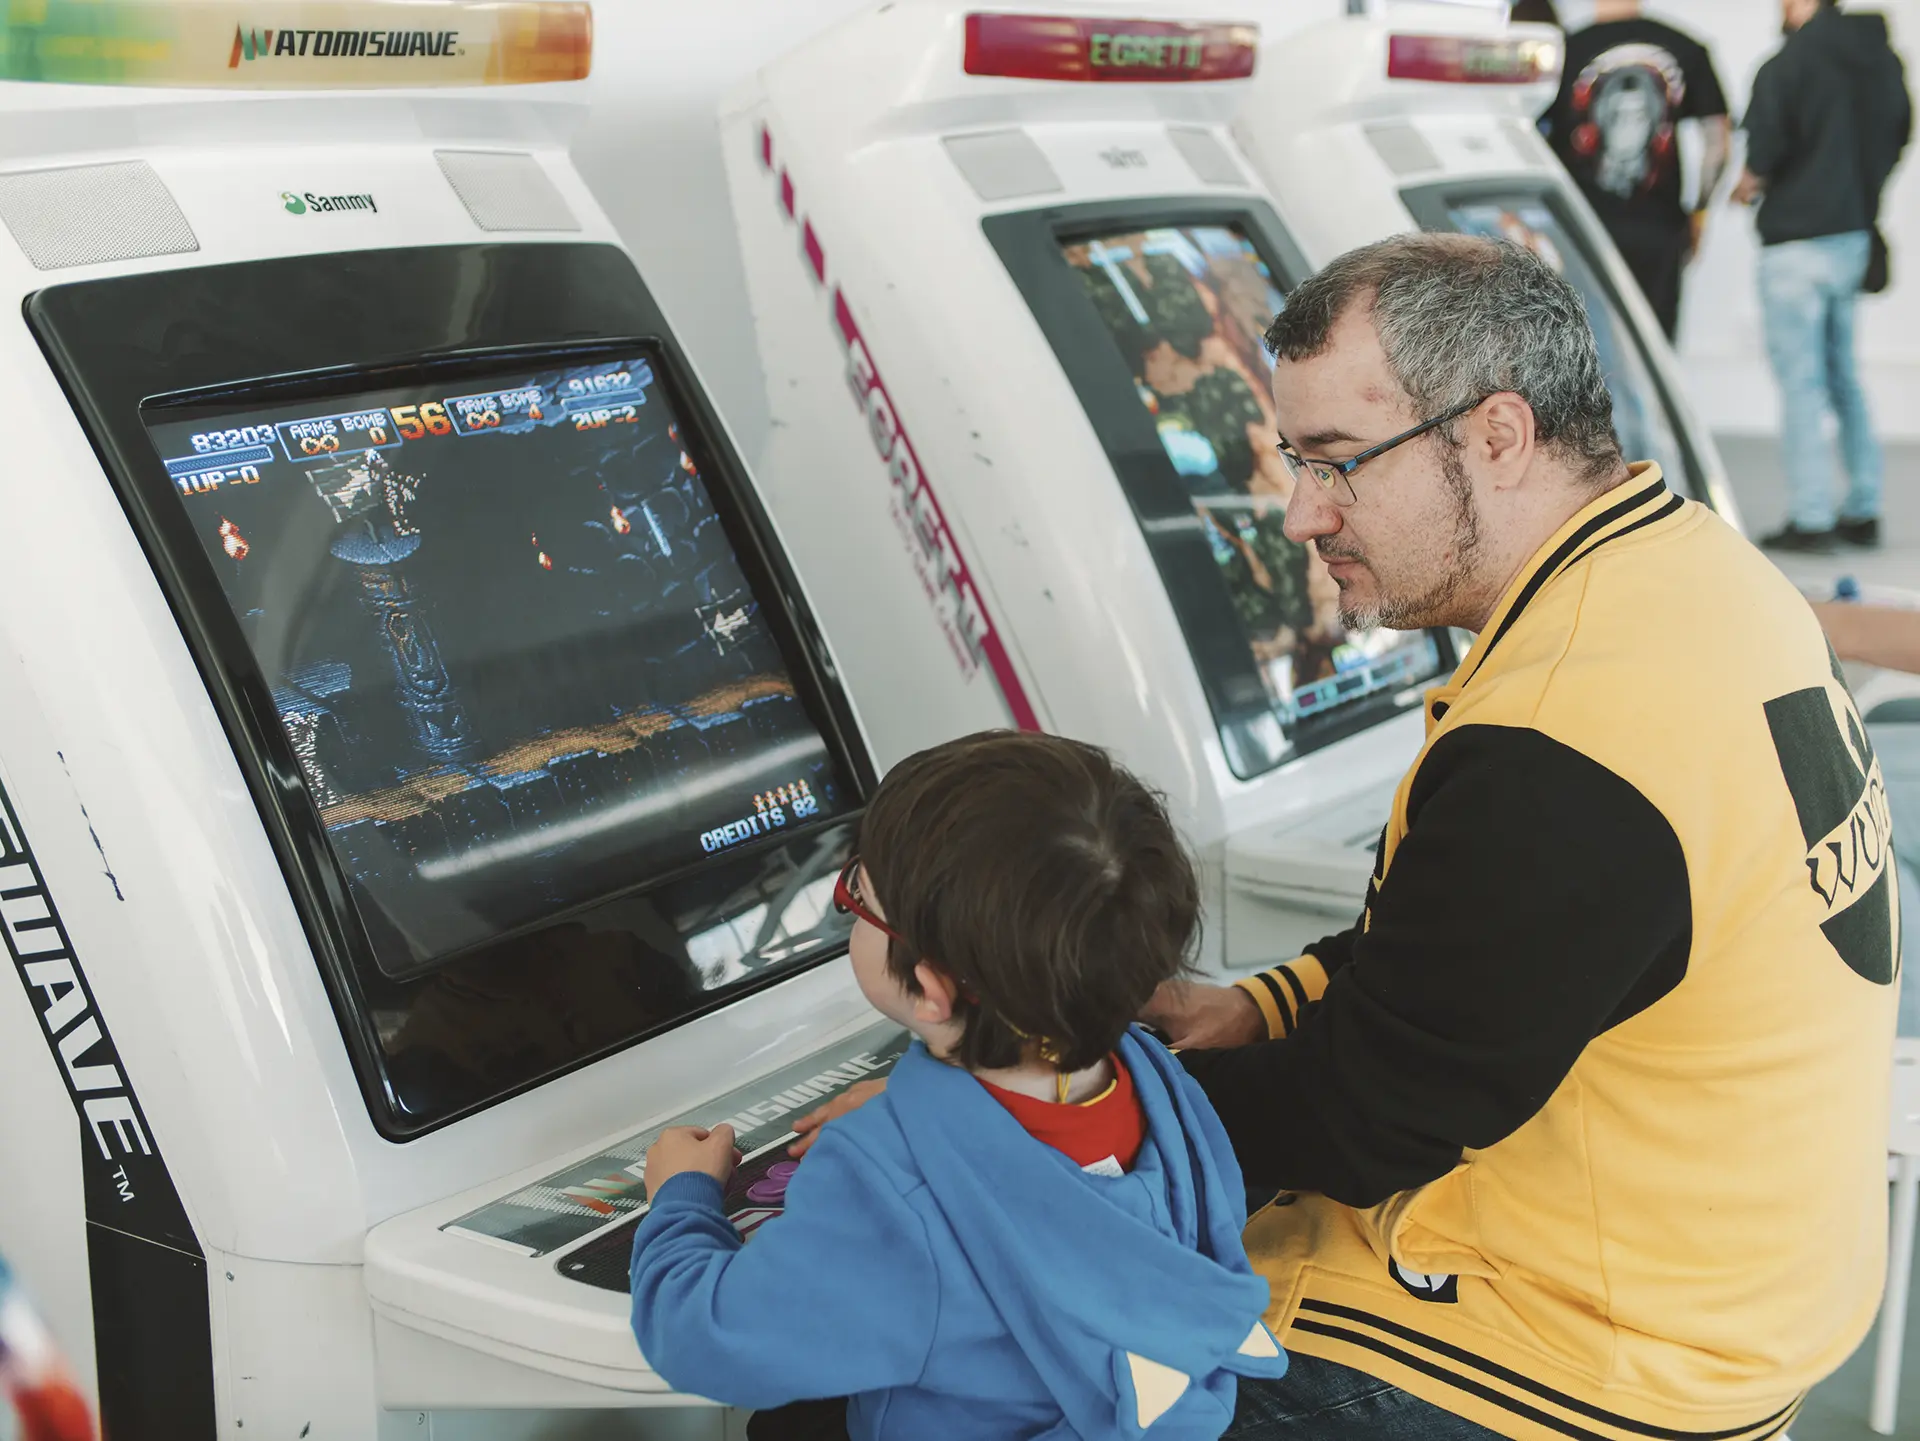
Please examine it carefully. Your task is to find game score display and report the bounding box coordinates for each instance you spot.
[167,363,652,498]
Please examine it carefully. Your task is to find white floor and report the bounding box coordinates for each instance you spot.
[1715,433,1920,601]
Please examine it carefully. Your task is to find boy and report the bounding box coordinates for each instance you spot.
[630,731,1286,1440]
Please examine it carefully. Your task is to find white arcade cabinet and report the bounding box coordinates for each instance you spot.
[1231,1,1740,522]
[0,2,904,1435]
[722,0,1469,974]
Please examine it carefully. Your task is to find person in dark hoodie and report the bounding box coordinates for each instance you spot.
[1735,0,1911,554]
[628,730,1287,1441]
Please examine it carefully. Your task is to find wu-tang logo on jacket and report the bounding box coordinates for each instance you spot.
[1766,669,1900,984]
[1569,44,1687,199]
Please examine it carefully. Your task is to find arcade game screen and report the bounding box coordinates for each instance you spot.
[143,354,852,982]
[1063,225,1444,765]
[1444,199,1693,492]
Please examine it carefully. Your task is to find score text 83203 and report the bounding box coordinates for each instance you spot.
[190,424,277,454]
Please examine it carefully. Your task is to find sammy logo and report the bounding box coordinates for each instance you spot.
[281,191,378,216]
[1388,1259,1459,1304]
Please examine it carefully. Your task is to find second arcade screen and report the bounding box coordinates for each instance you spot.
[1063,225,1445,765]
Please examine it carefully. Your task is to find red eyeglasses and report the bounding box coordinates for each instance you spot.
[833,855,905,943]
[835,856,984,1004]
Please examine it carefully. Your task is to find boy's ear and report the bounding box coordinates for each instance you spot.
[911,962,960,1026]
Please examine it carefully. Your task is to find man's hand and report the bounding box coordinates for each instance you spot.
[788,1078,887,1158]
[1731,168,1765,206]
[644,1124,740,1197]
[1142,980,1268,1051]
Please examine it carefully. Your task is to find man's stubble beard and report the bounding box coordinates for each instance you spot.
[1331,446,1481,632]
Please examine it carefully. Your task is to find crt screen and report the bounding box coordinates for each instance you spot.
[1062,225,1444,769]
[1445,200,1693,492]
[144,354,851,980]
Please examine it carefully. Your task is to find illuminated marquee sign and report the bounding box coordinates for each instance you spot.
[963,13,1258,83]
[0,0,591,88]
[1385,33,1560,86]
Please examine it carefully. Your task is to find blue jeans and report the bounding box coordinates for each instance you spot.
[1759,231,1882,531]
[1227,1355,1501,1439]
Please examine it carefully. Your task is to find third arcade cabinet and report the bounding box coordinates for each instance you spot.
[1231,1,1737,521]
[1212,1,1739,926]
[726,1,1471,970]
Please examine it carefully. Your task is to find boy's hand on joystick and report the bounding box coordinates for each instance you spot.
[788,1078,888,1158]
[645,1124,741,1197]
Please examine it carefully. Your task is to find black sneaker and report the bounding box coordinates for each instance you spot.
[1759,523,1839,555]
[1836,516,1882,548]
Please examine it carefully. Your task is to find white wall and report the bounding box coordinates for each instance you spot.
[574,0,1916,445]
[569,0,1327,467]
[570,0,873,466]
[1666,0,1920,437]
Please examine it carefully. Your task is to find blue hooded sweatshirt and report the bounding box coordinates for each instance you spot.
[630,1025,1287,1440]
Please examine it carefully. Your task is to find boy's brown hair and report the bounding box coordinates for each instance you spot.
[858,731,1198,1073]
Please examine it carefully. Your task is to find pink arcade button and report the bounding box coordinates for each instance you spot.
[744,1160,799,1206]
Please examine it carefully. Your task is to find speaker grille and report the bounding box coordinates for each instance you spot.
[435,150,580,233]
[1168,127,1244,186]
[1364,122,1441,178]
[1502,116,1549,168]
[0,160,198,271]
[941,130,1064,203]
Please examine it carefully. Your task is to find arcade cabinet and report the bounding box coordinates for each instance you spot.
[1230,1,1739,521]
[0,2,899,1434]
[721,0,1466,973]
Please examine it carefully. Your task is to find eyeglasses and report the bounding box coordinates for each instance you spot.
[833,855,904,944]
[833,855,986,1004]
[1275,395,1490,508]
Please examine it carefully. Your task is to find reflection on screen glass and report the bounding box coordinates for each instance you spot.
[1445,201,1692,492]
[369,828,854,1126]
[144,354,851,981]
[1063,225,1444,771]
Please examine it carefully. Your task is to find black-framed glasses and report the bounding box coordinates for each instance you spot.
[1276,395,1490,507]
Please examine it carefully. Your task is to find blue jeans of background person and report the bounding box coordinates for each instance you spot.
[1227,1355,1500,1439]
[1760,231,1882,532]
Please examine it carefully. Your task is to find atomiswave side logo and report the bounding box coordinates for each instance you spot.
[229,25,462,67]
[232,27,274,64]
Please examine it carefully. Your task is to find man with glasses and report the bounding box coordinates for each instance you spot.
[1151,233,1897,1440]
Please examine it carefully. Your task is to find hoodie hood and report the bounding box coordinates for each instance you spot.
[886,1027,1286,1438]
[1801,5,1893,67]
[1748,0,1910,242]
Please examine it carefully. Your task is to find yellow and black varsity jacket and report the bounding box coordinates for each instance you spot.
[1182,466,1900,1441]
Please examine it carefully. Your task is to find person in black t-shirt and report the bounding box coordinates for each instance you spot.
[1541,0,1731,339]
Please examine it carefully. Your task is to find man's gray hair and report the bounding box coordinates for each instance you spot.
[1264,233,1622,482]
